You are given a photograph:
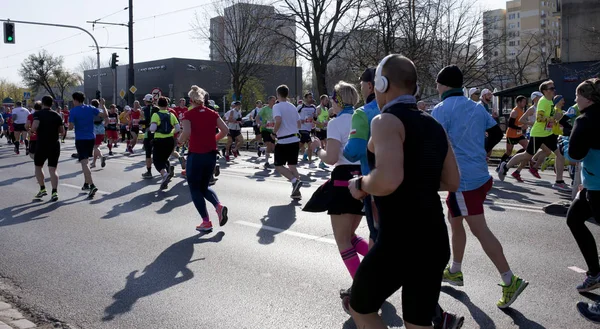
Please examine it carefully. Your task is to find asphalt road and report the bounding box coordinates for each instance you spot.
[0,140,597,329]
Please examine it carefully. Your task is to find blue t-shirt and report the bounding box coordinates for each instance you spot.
[69,105,100,140]
[432,95,497,192]
[1,112,10,127]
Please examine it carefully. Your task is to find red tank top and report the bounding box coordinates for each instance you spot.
[130,110,141,126]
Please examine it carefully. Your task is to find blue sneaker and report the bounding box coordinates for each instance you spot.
[319,161,327,169]
[302,153,308,161]
[577,301,600,324]
[577,273,600,292]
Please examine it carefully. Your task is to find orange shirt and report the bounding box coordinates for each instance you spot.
[506,106,525,138]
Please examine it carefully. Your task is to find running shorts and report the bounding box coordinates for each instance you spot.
[144,137,154,159]
[130,126,140,135]
[253,125,260,136]
[34,141,60,167]
[274,142,299,167]
[29,140,37,154]
[229,129,241,138]
[526,134,558,155]
[106,130,119,141]
[14,124,26,132]
[507,136,526,145]
[328,165,364,216]
[95,134,105,146]
[446,177,493,218]
[316,129,327,141]
[261,131,275,143]
[75,139,95,161]
[299,130,311,144]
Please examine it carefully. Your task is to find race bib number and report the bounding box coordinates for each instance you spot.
[132,119,139,126]
[545,121,553,131]
[109,118,117,124]
[266,121,275,129]
[516,128,522,135]
[305,117,314,123]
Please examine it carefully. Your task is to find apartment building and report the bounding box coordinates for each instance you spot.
[483,0,561,86]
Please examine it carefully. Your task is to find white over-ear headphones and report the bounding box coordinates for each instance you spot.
[374,54,395,93]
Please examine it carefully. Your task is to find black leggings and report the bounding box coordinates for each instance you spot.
[152,137,175,173]
[567,189,600,275]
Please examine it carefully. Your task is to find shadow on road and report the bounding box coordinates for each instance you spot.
[90,179,158,205]
[500,308,545,329]
[156,180,191,214]
[0,175,35,187]
[102,232,225,321]
[341,301,404,329]
[488,186,548,206]
[257,201,299,244]
[441,286,496,328]
[0,195,84,227]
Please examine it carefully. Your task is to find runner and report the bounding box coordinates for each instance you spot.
[25,102,41,161]
[128,101,142,154]
[61,105,69,143]
[11,101,30,155]
[273,85,302,199]
[297,92,317,164]
[432,64,528,309]
[141,95,160,178]
[256,96,277,169]
[178,85,229,232]
[149,96,179,189]
[119,106,131,150]
[514,91,548,178]
[1,108,10,142]
[469,87,480,102]
[224,101,243,161]
[106,104,119,156]
[31,96,63,202]
[498,80,570,190]
[348,55,460,329]
[497,95,529,182]
[69,92,107,198]
[250,100,263,154]
[560,78,600,323]
[90,99,107,169]
[173,98,188,154]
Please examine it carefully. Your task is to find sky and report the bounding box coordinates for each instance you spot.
[0,0,507,88]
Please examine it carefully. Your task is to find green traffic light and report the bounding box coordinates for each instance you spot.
[7,36,13,41]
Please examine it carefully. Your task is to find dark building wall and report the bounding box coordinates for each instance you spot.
[549,61,600,106]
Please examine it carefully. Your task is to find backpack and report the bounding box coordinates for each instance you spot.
[157,112,173,134]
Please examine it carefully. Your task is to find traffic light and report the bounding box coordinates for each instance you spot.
[96,90,101,99]
[4,22,15,44]
[110,53,119,69]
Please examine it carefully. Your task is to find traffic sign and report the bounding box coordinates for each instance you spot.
[119,89,126,99]
[129,85,137,94]
[151,87,162,100]
[23,92,30,100]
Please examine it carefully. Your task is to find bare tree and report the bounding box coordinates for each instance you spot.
[53,68,83,102]
[274,0,367,95]
[19,50,61,100]
[192,0,282,100]
[76,55,111,74]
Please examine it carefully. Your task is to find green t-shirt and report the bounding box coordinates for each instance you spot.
[258,105,274,133]
[151,110,179,138]
[530,97,555,138]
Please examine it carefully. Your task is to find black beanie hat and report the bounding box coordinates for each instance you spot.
[436,65,463,88]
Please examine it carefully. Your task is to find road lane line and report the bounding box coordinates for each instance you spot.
[60,183,109,195]
[235,220,336,245]
[569,266,587,274]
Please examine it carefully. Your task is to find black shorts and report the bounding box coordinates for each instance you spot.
[274,142,299,166]
[14,124,26,132]
[261,131,275,143]
[316,129,327,141]
[75,139,95,161]
[229,129,241,138]
[29,140,37,154]
[34,141,60,167]
[507,136,526,145]
[328,165,364,215]
[299,130,311,144]
[526,134,558,155]
[130,126,140,135]
[144,137,154,159]
[350,243,448,326]
[253,125,260,136]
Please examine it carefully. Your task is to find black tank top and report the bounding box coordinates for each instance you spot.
[368,102,450,255]
[107,112,118,130]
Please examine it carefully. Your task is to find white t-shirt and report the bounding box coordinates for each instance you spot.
[225,109,242,130]
[326,113,360,166]
[12,107,30,124]
[297,104,317,131]
[273,101,300,144]
[250,108,260,126]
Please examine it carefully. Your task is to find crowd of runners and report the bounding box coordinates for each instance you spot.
[0,54,599,328]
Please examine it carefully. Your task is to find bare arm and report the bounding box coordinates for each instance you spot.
[361,114,405,196]
[178,120,191,144]
[216,117,229,140]
[273,116,282,134]
[519,107,534,125]
[439,139,460,192]
[31,119,39,133]
[317,138,341,165]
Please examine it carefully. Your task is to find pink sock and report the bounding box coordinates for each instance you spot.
[202,217,210,223]
[341,247,360,278]
[351,236,369,256]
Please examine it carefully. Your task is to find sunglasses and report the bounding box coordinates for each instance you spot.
[545,87,556,91]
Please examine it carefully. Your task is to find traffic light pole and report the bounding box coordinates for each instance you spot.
[0,19,102,98]
[128,0,135,106]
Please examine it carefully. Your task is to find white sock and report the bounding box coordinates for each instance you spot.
[501,270,514,285]
[450,261,462,273]
[291,177,297,184]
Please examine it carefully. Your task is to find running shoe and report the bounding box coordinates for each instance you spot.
[114,143,118,148]
[178,156,186,168]
[339,288,351,315]
[541,157,553,171]
[552,182,571,191]
[196,221,213,233]
[577,273,600,292]
[90,163,96,169]
[291,189,302,199]
[81,184,90,191]
[50,192,59,202]
[528,167,541,179]
[497,275,528,309]
[437,311,465,329]
[302,153,308,161]
[234,150,240,157]
[160,172,172,190]
[61,139,65,144]
[109,151,113,156]
[34,189,47,199]
[292,180,302,196]
[142,172,153,179]
[257,149,262,157]
[214,164,221,177]
[497,162,507,182]
[25,149,29,156]
[181,169,187,177]
[577,301,600,324]
[263,162,272,169]
[217,204,228,227]
[225,155,231,162]
[168,165,175,180]
[88,186,98,199]
[101,156,107,168]
[319,161,328,169]
[511,171,524,182]
[442,266,464,286]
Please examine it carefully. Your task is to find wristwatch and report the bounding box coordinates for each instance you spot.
[355,176,363,191]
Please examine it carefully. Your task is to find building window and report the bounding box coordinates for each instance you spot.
[494,51,498,56]
[518,40,520,46]
[509,41,515,46]
[509,23,516,29]
[510,51,517,56]
[517,13,520,18]
[518,22,520,28]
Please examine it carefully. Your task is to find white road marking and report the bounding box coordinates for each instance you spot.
[60,183,109,195]
[569,266,587,274]
[235,220,336,245]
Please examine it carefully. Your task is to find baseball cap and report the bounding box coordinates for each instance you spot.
[231,101,241,106]
[468,87,480,97]
[143,94,153,102]
[124,105,131,111]
[531,91,543,100]
[481,89,492,97]
[553,95,564,105]
[359,68,376,84]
